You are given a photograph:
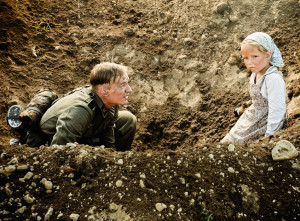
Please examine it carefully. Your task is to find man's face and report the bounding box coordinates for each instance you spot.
[105,73,132,108]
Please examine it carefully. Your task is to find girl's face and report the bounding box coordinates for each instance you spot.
[241,44,272,75]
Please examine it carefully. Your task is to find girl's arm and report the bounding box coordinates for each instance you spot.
[265,75,286,136]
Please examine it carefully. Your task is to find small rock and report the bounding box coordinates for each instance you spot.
[195,173,201,178]
[116,180,123,187]
[70,213,79,221]
[117,159,124,165]
[8,157,18,165]
[66,143,77,148]
[44,181,53,190]
[24,172,34,180]
[5,165,16,173]
[17,165,29,171]
[124,28,135,37]
[109,203,119,212]
[16,206,26,214]
[5,184,13,196]
[228,144,235,152]
[44,207,53,221]
[88,206,96,214]
[24,194,35,204]
[155,203,167,212]
[272,140,298,161]
[140,180,146,188]
[183,37,195,46]
[228,167,235,173]
[215,2,230,14]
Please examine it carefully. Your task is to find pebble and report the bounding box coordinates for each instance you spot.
[117,159,124,165]
[24,194,35,204]
[70,213,79,221]
[155,203,167,212]
[140,180,146,188]
[24,172,34,180]
[17,165,29,171]
[272,140,298,161]
[5,184,13,196]
[66,143,77,148]
[5,165,16,173]
[44,181,53,190]
[116,180,123,187]
[8,157,18,165]
[215,2,230,14]
[228,167,235,173]
[16,206,26,214]
[109,203,119,212]
[44,207,53,221]
[195,173,201,178]
[228,144,235,152]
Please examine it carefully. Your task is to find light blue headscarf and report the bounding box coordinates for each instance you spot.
[243,32,284,68]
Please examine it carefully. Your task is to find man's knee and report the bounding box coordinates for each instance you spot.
[116,111,136,132]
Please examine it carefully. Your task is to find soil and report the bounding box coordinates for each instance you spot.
[0,0,299,220]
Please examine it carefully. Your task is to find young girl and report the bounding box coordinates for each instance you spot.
[221,32,287,144]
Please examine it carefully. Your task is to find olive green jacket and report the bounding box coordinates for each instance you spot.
[40,86,118,147]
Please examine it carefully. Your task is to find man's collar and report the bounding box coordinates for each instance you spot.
[90,87,116,118]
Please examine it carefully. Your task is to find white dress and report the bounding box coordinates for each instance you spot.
[221,66,287,144]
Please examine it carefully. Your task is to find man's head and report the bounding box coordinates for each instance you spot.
[90,62,132,109]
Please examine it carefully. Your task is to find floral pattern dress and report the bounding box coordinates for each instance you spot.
[221,73,270,144]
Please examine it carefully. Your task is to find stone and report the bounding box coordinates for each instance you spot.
[70,213,79,221]
[155,203,167,212]
[24,172,34,180]
[140,180,146,188]
[272,140,298,161]
[215,2,230,14]
[116,180,123,187]
[228,144,235,152]
[44,181,53,190]
[5,165,16,173]
[44,207,53,221]
[24,194,35,204]
[117,159,124,165]
[17,165,29,171]
[228,167,235,173]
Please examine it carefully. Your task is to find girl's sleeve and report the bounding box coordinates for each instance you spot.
[265,75,286,136]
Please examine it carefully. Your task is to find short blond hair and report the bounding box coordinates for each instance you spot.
[241,40,268,53]
[90,62,126,91]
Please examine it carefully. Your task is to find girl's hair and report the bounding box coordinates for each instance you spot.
[90,62,126,91]
[241,40,268,53]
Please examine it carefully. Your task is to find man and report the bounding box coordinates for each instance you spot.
[34,62,136,151]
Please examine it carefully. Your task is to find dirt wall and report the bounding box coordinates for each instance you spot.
[0,0,299,220]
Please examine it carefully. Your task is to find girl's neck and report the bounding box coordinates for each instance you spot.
[258,64,270,76]
[255,65,270,83]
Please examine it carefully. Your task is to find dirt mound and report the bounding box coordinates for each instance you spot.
[0,0,299,220]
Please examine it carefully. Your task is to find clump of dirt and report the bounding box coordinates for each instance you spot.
[0,0,299,220]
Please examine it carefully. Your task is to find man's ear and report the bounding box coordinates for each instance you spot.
[101,88,108,96]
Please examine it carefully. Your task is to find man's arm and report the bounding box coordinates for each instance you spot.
[100,110,119,148]
[51,105,92,145]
